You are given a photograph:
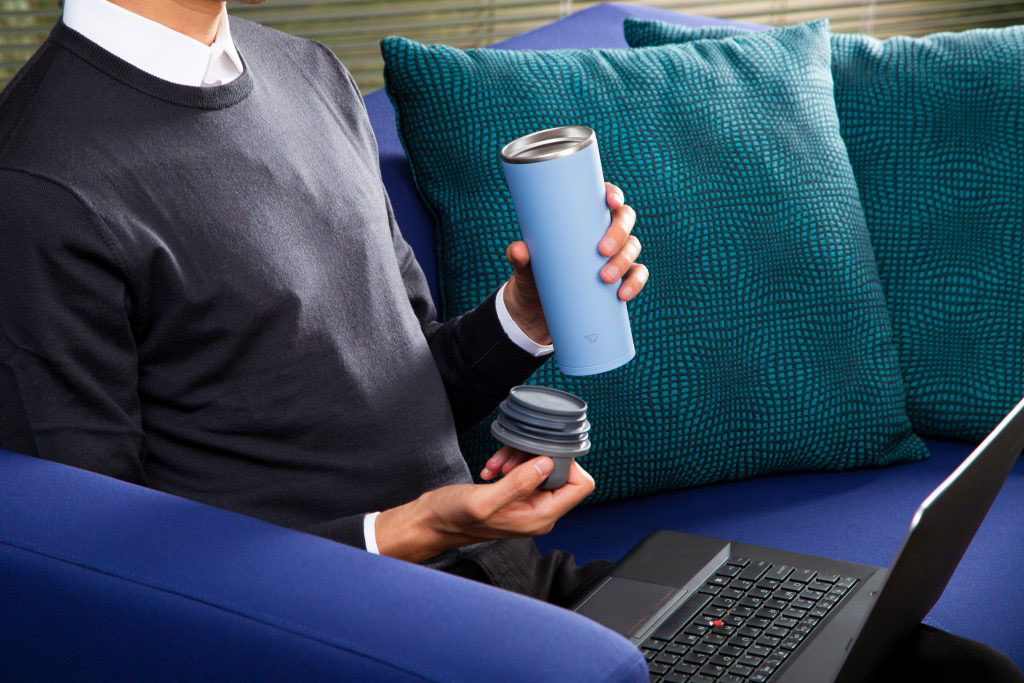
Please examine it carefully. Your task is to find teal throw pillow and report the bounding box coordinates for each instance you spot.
[382,20,927,503]
[625,18,1024,441]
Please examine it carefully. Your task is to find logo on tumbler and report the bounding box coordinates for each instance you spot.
[584,334,599,343]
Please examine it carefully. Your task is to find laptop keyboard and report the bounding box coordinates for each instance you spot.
[640,557,859,683]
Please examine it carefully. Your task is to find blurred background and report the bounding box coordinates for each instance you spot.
[3,0,1024,92]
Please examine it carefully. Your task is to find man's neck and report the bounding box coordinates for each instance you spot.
[106,0,225,45]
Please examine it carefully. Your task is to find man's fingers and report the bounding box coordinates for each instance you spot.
[480,446,516,481]
[605,182,625,209]
[618,263,649,301]
[476,456,553,516]
[602,235,642,284]
[527,461,596,520]
[598,204,636,257]
[505,240,531,270]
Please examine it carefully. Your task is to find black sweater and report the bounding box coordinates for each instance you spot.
[0,19,545,549]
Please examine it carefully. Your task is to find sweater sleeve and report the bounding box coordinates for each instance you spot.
[385,195,549,430]
[0,169,147,484]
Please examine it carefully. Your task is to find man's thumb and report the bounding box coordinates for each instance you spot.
[486,456,553,510]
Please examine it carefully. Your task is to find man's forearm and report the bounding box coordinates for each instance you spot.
[425,289,549,430]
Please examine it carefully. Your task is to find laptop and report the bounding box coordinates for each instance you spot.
[572,396,1024,683]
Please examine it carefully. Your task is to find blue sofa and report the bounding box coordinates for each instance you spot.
[1,4,1021,679]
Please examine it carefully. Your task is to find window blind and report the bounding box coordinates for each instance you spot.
[2,1,1023,92]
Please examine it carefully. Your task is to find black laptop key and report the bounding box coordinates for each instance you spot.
[754,608,778,620]
[763,599,787,610]
[730,606,753,618]
[721,676,746,683]
[774,617,798,629]
[712,597,736,609]
[729,578,754,591]
[756,578,781,591]
[748,675,770,683]
[675,633,700,646]
[693,643,717,655]
[747,644,772,657]
[815,574,840,584]
[700,663,727,678]
[779,581,805,593]
[771,589,797,602]
[661,675,688,683]
[710,654,735,667]
[836,576,858,589]
[766,625,789,638]
[765,564,794,582]
[789,568,816,583]
[810,607,828,618]
[653,593,713,640]
[674,662,698,675]
[807,581,833,593]
[728,635,754,649]
[729,663,754,677]
[709,576,731,587]
[684,651,709,665]
[723,615,745,627]
[648,662,670,675]
[691,676,717,683]
[699,585,722,596]
[756,636,781,648]
[738,560,770,581]
[782,607,807,619]
[799,589,824,601]
[739,596,762,609]
[738,654,763,667]
[704,607,727,619]
[704,633,727,646]
[780,638,802,650]
[711,624,736,636]
[748,617,771,629]
[719,645,744,657]
[737,626,762,638]
[641,649,658,661]
[642,638,667,651]
[720,588,744,600]
[685,624,710,637]
[727,557,750,567]
[717,565,743,578]
[791,598,814,610]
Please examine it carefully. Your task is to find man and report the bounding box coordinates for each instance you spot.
[0,0,646,605]
[0,1,1021,679]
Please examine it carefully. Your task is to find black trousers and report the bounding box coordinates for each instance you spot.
[446,540,1023,683]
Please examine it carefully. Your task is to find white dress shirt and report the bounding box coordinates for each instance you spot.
[62,0,554,553]
[63,0,243,87]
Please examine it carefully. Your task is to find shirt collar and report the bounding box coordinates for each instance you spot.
[62,0,244,88]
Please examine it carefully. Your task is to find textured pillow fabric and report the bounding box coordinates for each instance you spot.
[625,18,1024,441]
[382,20,927,503]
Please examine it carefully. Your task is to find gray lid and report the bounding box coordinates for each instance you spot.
[491,420,592,457]
[498,414,589,442]
[500,126,596,164]
[500,399,587,431]
[508,385,588,417]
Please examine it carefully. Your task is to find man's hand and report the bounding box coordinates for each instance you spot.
[375,447,595,563]
[503,182,649,345]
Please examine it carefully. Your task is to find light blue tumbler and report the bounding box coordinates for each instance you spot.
[500,126,635,376]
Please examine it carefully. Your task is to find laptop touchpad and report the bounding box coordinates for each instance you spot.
[575,576,677,637]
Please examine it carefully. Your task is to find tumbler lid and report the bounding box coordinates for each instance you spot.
[509,385,588,417]
[491,420,592,457]
[500,126,596,164]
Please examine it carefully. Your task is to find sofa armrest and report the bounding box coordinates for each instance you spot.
[0,450,645,681]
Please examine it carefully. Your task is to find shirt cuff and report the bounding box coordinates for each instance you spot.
[363,511,381,554]
[495,282,554,357]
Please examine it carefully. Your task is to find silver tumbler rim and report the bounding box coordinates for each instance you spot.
[500,125,596,164]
